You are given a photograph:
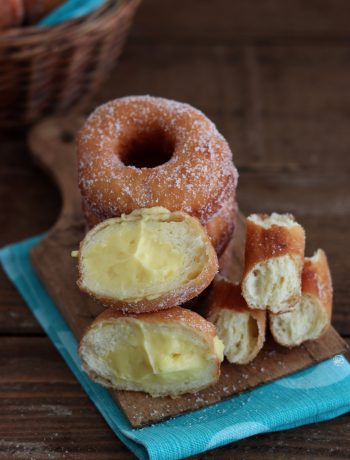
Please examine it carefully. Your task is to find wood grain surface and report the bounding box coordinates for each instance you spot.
[1,0,350,458]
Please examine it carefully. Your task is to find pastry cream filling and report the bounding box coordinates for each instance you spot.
[99,321,223,386]
[82,217,185,301]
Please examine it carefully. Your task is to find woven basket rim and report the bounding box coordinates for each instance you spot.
[0,0,141,127]
[0,0,139,42]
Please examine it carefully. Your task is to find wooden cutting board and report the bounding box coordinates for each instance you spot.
[28,116,348,428]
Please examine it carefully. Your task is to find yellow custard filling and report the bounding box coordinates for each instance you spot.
[82,210,186,301]
[99,320,223,386]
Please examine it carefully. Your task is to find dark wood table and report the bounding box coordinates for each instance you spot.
[1,1,350,458]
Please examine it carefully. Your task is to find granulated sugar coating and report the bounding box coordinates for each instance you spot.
[77,96,238,252]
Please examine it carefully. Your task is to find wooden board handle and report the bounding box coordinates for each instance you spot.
[28,116,84,223]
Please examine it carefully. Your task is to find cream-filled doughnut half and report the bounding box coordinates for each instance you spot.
[77,96,238,255]
[206,276,266,364]
[74,207,218,313]
[242,213,305,313]
[79,307,224,397]
[270,249,332,347]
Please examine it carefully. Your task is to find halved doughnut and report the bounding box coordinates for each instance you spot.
[242,213,305,313]
[270,249,332,347]
[74,207,218,313]
[206,276,266,364]
[79,307,224,397]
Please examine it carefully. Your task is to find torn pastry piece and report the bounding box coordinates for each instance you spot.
[79,307,224,397]
[206,276,266,364]
[270,249,332,347]
[241,213,305,314]
[74,207,218,313]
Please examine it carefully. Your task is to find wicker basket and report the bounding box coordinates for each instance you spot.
[0,0,141,127]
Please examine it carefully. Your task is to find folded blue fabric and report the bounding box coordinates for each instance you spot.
[39,0,107,26]
[1,235,350,460]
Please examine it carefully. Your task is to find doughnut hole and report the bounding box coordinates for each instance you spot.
[118,125,175,168]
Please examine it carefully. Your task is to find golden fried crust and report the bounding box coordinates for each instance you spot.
[0,0,23,28]
[301,249,333,320]
[242,215,305,278]
[218,225,245,284]
[205,276,266,363]
[76,210,219,314]
[86,306,218,342]
[268,249,333,347]
[77,95,238,230]
[79,307,222,384]
[206,195,237,256]
[206,277,266,331]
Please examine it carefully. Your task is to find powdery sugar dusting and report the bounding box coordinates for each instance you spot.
[77,96,238,223]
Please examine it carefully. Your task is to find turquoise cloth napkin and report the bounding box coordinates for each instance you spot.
[1,235,350,460]
[39,0,107,26]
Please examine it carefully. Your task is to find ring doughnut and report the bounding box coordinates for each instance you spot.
[205,193,237,255]
[77,96,238,253]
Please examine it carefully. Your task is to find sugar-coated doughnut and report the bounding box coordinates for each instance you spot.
[205,194,237,256]
[77,96,238,254]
